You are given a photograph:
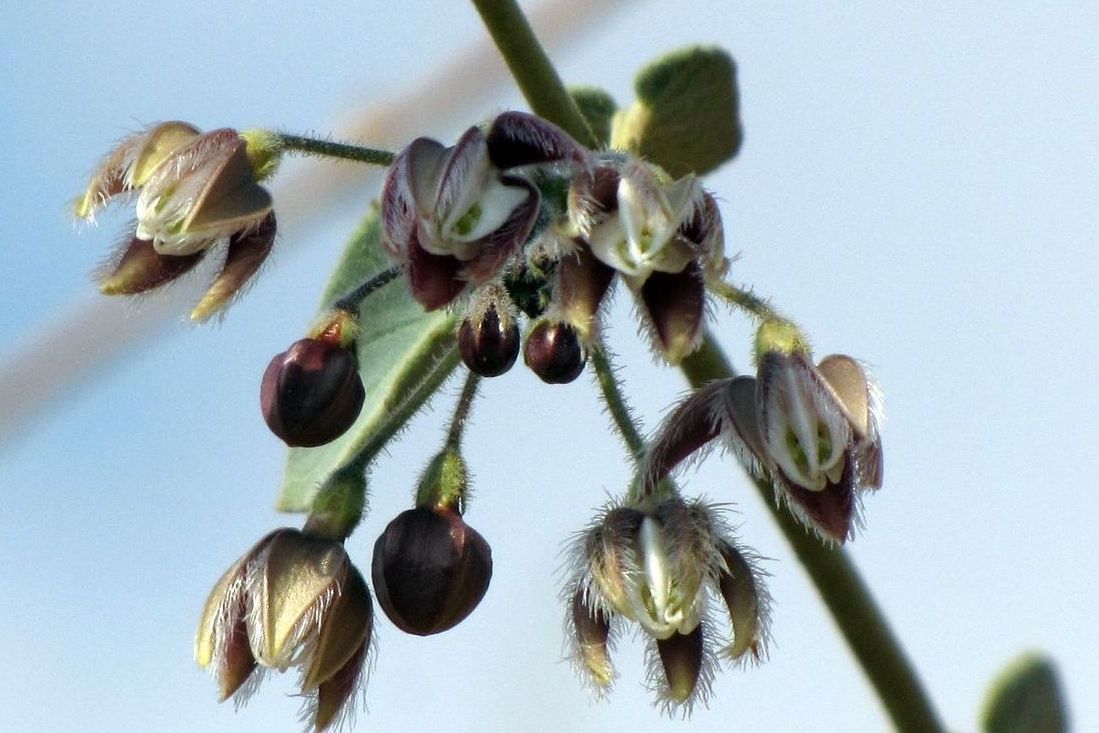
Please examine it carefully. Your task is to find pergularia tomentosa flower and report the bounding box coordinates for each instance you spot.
[195,528,373,732]
[76,121,276,321]
[567,157,726,363]
[565,497,768,712]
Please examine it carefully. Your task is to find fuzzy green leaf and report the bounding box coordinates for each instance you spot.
[611,46,742,178]
[569,86,617,149]
[276,206,459,512]
[981,653,1069,733]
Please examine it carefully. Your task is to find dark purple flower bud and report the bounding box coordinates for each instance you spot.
[485,111,589,170]
[260,338,365,447]
[371,506,492,636]
[524,319,586,384]
[458,304,520,377]
[97,235,204,295]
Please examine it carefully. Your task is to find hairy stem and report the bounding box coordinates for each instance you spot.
[707,279,785,323]
[445,370,482,449]
[473,2,946,729]
[333,265,403,312]
[590,347,645,462]
[275,133,396,166]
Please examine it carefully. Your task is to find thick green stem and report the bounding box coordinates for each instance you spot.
[681,333,945,733]
[473,2,946,728]
[276,133,396,166]
[469,0,597,148]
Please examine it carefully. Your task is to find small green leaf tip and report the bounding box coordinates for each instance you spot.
[569,86,617,149]
[982,653,1069,733]
[611,46,742,178]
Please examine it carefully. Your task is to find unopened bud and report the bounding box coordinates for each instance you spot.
[458,304,519,377]
[371,506,492,635]
[98,236,204,295]
[524,319,586,384]
[260,338,365,447]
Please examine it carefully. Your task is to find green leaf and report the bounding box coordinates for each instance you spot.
[276,206,459,512]
[569,86,617,149]
[981,653,1069,733]
[611,46,742,178]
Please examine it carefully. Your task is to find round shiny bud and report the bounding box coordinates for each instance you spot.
[523,320,586,384]
[458,305,520,377]
[371,507,492,636]
[260,338,365,447]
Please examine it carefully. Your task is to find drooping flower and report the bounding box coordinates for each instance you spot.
[380,125,541,310]
[77,122,277,321]
[754,348,884,542]
[641,339,883,544]
[568,157,727,363]
[565,497,769,712]
[195,528,374,731]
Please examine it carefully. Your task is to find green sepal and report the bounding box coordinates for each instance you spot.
[414,447,469,512]
[981,653,1069,733]
[276,205,459,513]
[611,46,742,178]
[569,86,617,149]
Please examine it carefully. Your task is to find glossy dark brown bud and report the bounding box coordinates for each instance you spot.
[372,507,492,636]
[260,338,365,447]
[458,305,519,377]
[524,320,586,384]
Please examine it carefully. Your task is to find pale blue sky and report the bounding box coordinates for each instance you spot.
[1,2,1097,731]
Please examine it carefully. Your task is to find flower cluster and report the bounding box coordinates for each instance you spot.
[380,111,728,386]
[78,99,886,729]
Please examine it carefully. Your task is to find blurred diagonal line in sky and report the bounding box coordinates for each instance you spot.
[0,0,625,450]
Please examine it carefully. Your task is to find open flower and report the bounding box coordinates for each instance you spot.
[754,349,884,542]
[568,157,727,362]
[77,122,276,321]
[565,497,768,712]
[380,125,540,310]
[195,528,374,731]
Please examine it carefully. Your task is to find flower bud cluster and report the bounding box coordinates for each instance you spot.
[565,496,768,711]
[380,112,729,383]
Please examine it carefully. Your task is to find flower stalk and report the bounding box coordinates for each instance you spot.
[269,132,396,166]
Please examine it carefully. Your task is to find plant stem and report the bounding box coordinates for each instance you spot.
[446,370,481,449]
[590,347,645,462]
[469,0,597,148]
[333,265,403,312]
[708,279,785,322]
[275,132,396,166]
[681,333,945,733]
[473,2,946,729]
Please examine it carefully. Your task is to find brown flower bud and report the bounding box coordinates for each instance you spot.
[524,319,586,384]
[260,338,364,447]
[458,304,519,377]
[371,506,492,635]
